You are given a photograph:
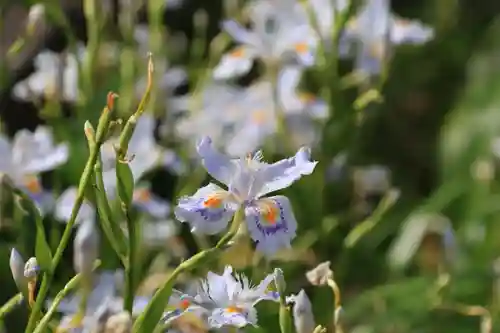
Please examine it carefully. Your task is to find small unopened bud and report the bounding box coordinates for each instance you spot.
[106,92,119,111]
[10,248,26,291]
[24,257,39,306]
[286,290,316,333]
[274,268,286,298]
[24,257,40,280]
[74,219,99,276]
[27,4,45,34]
[84,121,96,143]
[104,311,132,333]
[306,261,333,286]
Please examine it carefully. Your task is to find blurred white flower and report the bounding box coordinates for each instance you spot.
[141,220,178,247]
[223,68,326,156]
[51,270,155,331]
[177,69,326,157]
[56,297,123,332]
[298,0,352,54]
[50,271,123,316]
[133,183,171,219]
[162,149,187,175]
[0,127,68,213]
[349,0,434,75]
[74,218,99,277]
[12,44,86,102]
[213,0,318,80]
[55,187,95,225]
[103,311,132,333]
[174,82,244,147]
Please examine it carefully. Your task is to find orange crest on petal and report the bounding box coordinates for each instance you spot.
[294,42,309,54]
[251,110,268,124]
[226,306,244,313]
[203,195,223,208]
[24,175,41,194]
[230,47,245,58]
[134,188,151,202]
[260,202,279,225]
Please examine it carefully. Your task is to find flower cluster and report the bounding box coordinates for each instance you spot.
[2,0,439,332]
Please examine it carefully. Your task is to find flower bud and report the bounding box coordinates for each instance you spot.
[306,261,333,286]
[274,268,286,297]
[27,4,45,35]
[10,248,26,291]
[24,257,40,280]
[74,218,99,276]
[286,290,316,333]
[84,121,96,144]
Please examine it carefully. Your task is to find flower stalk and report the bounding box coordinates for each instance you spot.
[0,293,23,320]
[115,54,154,314]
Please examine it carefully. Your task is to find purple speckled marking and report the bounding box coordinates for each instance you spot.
[193,197,227,222]
[253,200,288,236]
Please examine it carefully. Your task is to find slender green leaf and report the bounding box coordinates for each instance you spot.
[116,159,134,208]
[14,191,52,271]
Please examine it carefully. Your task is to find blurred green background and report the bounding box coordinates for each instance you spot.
[3,0,500,332]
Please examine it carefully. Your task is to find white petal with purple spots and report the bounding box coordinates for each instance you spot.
[245,195,297,256]
[174,183,238,235]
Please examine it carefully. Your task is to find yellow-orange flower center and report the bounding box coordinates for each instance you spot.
[203,195,223,208]
[251,110,268,124]
[24,176,41,194]
[230,47,245,58]
[226,306,244,313]
[294,42,309,54]
[262,204,279,224]
[134,188,151,202]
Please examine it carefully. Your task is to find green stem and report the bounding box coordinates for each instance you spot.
[215,209,243,248]
[133,209,244,332]
[116,56,154,313]
[25,101,113,333]
[0,293,22,320]
[124,209,136,313]
[82,0,101,102]
[93,156,128,260]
